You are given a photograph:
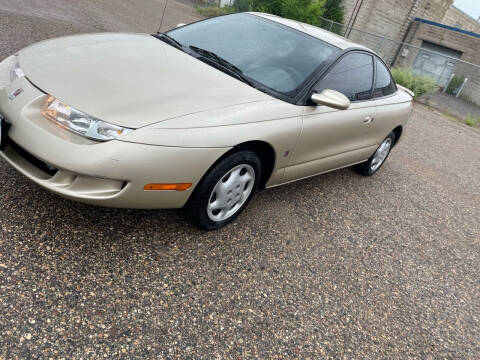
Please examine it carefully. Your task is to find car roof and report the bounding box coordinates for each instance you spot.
[250,12,370,51]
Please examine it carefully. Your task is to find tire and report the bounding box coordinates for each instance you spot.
[355,132,396,176]
[183,150,261,230]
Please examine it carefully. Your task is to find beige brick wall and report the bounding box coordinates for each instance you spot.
[442,6,479,32]
[341,0,453,63]
[343,0,415,63]
[397,22,479,65]
[343,0,453,39]
[417,0,452,21]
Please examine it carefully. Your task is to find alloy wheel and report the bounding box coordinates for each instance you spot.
[370,138,393,172]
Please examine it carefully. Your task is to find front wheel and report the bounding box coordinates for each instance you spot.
[355,132,395,176]
[183,151,261,230]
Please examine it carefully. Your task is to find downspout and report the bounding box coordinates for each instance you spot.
[344,0,359,30]
[344,0,364,38]
[391,0,421,66]
[390,21,415,66]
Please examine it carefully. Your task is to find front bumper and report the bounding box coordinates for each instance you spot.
[0,76,229,209]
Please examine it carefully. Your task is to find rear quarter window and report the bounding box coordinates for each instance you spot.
[374,58,397,98]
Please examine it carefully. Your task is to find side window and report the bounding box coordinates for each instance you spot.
[374,58,397,97]
[314,53,374,102]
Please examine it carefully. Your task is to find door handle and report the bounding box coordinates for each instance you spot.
[363,116,374,124]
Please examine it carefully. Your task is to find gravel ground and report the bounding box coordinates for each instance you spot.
[1,2,480,359]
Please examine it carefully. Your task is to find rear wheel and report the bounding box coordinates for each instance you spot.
[355,132,395,176]
[184,151,261,230]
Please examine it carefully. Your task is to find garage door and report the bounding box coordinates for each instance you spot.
[413,41,463,87]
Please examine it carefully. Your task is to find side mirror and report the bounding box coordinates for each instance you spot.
[176,23,186,28]
[311,89,351,110]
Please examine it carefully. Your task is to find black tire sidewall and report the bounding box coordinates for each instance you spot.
[366,132,396,176]
[184,151,262,230]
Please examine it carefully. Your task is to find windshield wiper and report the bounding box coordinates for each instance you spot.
[189,45,255,87]
[189,46,242,73]
[153,33,184,50]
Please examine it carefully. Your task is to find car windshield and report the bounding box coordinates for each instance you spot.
[167,13,340,96]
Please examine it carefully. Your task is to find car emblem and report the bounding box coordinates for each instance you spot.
[8,88,24,101]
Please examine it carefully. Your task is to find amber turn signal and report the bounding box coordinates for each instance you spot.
[144,183,192,191]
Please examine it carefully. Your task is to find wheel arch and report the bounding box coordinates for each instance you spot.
[232,140,276,189]
[193,140,276,194]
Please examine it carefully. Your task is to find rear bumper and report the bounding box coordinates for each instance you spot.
[0,77,229,209]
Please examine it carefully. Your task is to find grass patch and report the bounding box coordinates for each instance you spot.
[464,114,480,127]
[194,0,338,28]
[438,111,480,128]
[391,67,438,100]
[195,5,234,17]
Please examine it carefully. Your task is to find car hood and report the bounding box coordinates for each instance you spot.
[19,33,270,128]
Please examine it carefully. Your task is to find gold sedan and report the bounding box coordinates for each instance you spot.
[0,13,413,230]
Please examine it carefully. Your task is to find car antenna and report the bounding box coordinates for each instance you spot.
[157,0,170,34]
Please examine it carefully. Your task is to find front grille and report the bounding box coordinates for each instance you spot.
[7,137,58,176]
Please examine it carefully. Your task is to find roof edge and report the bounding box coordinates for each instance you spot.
[414,17,480,39]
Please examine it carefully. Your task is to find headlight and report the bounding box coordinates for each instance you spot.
[10,56,25,82]
[41,96,132,141]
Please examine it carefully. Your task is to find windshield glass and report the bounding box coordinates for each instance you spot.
[168,13,340,96]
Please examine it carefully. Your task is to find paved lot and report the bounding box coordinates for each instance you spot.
[1,2,480,358]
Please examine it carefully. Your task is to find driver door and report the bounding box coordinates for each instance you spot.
[284,52,377,182]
